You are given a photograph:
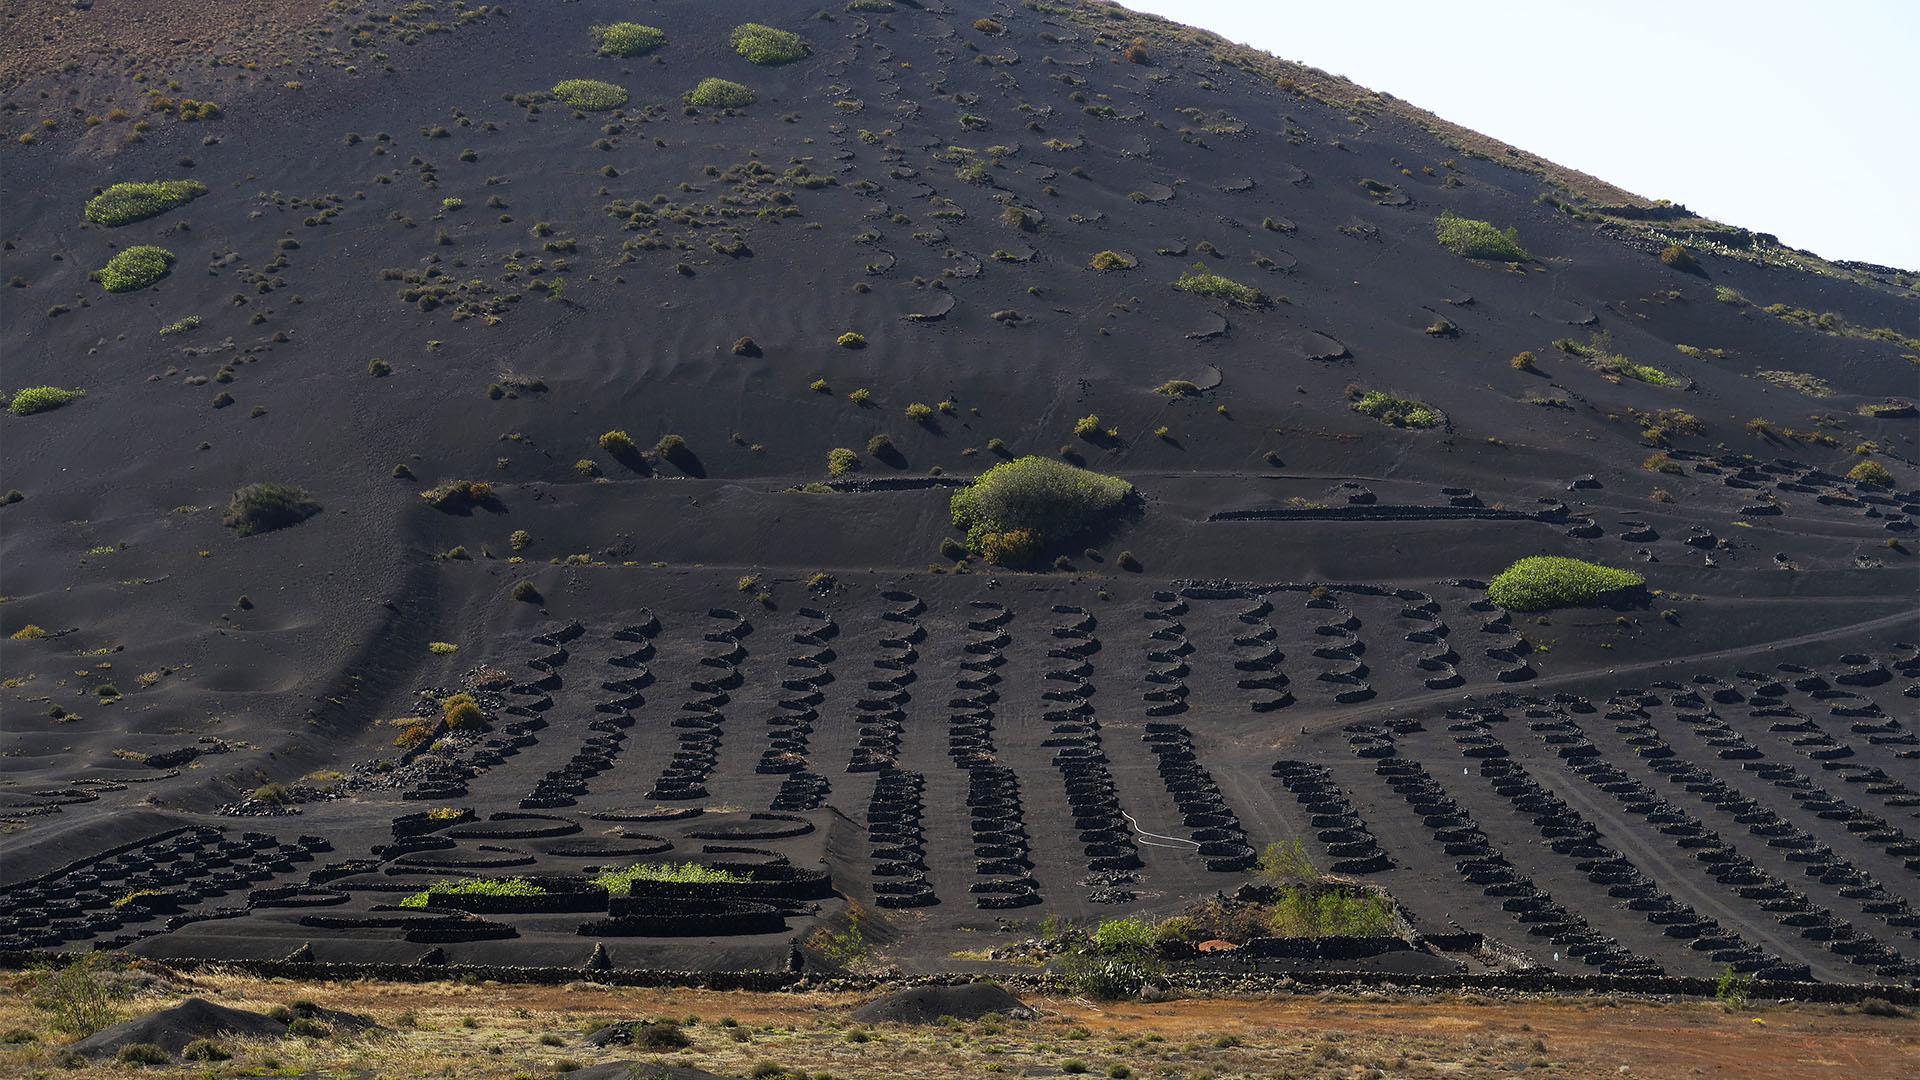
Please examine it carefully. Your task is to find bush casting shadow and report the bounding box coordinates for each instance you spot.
[222,483,321,536]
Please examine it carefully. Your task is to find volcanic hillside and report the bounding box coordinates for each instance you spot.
[2,0,1917,984]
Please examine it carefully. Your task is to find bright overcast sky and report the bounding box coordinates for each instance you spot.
[1121,0,1920,272]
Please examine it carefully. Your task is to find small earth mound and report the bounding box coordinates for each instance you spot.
[68,998,285,1059]
[559,1064,744,1080]
[849,982,1033,1023]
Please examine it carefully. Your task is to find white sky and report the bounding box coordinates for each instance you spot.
[1121,0,1920,272]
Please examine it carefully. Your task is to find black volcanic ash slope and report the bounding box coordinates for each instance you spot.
[1,0,1915,980]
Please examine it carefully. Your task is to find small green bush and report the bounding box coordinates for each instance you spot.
[84,179,207,226]
[593,862,744,891]
[1172,264,1264,306]
[1434,210,1529,261]
[27,952,128,1037]
[8,386,82,415]
[592,22,665,57]
[632,1019,691,1050]
[600,430,635,456]
[182,1039,231,1062]
[730,23,810,65]
[1659,244,1699,272]
[1486,556,1644,611]
[95,245,175,292]
[221,482,321,536]
[950,456,1133,557]
[905,402,933,422]
[116,1043,169,1066]
[837,331,867,348]
[551,79,628,110]
[1348,389,1439,428]
[827,447,859,476]
[1847,459,1894,486]
[1091,917,1154,955]
[511,580,542,603]
[866,433,897,458]
[686,78,756,108]
[1265,887,1397,937]
[1073,414,1102,439]
[1154,379,1199,396]
[399,877,547,909]
[1088,250,1134,271]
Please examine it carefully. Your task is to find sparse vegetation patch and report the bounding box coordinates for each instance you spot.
[1434,210,1529,261]
[551,79,629,110]
[592,23,666,57]
[730,23,810,65]
[1348,387,1439,428]
[1172,264,1265,305]
[84,180,207,226]
[8,386,82,415]
[221,483,321,537]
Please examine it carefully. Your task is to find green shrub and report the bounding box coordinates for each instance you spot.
[1847,459,1894,486]
[84,179,207,226]
[836,331,867,348]
[7,386,81,415]
[1659,244,1699,272]
[511,580,542,603]
[730,23,810,65]
[632,1019,691,1050]
[287,1017,331,1038]
[181,1038,231,1061]
[827,447,859,476]
[1257,837,1320,884]
[399,877,547,909]
[1073,414,1102,439]
[950,456,1133,557]
[975,528,1041,566]
[1265,887,1396,937]
[116,1043,169,1066]
[1091,917,1154,956]
[1434,210,1529,261]
[686,78,756,108]
[551,79,628,110]
[95,245,175,292]
[444,696,485,729]
[1154,379,1199,396]
[905,402,933,422]
[1486,556,1644,611]
[1172,264,1264,306]
[866,433,897,458]
[1348,389,1439,428]
[1510,351,1536,372]
[592,22,665,57]
[27,952,128,1037]
[600,430,635,456]
[221,482,321,536]
[593,862,745,892]
[653,433,694,469]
